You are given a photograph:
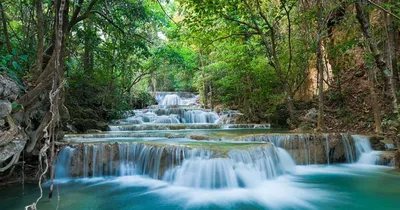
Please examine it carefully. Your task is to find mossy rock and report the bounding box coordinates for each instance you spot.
[168,125,187,130]
[189,135,210,140]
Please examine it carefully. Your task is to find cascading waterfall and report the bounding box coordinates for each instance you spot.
[237,133,395,166]
[109,92,239,128]
[164,146,295,189]
[237,133,364,165]
[153,115,180,124]
[54,146,75,179]
[183,110,219,123]
[342,134,355,163]
[160,94,182,107]
[352,135,381,165]
[56,143,296,189]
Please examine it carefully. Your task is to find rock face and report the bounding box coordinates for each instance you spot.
[65,143,201,178]
[0,75,19,101]
[0,100,12,118]
[0,75,27,172]
[237,133,357,164]
[296,108,317,131]
[62,142,278,179]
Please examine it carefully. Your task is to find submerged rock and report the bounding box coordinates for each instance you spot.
[189,135,210,140]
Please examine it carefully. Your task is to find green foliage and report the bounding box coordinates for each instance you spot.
[0,51,28,88]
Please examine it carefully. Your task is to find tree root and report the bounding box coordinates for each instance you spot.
[0,152,19,172]
[0,115,18,147]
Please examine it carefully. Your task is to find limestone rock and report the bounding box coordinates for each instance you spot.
[86,129,103,133]
[304,108,317,122]
[0,75,19,101]
[0,100,12,118]
[0,130,27,163]
[190,135,209,140]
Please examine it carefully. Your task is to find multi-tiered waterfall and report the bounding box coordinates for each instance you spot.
[4,92,398,210]
[58,92,396,182]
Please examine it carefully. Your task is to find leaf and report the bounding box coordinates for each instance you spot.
[20,55,28,61]
[12,102,21,110]
[12,61,22,71]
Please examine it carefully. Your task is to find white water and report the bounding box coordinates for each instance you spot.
[111,92,227,126]
[352,135,380,165]
[56,143,299,190]
[183,110,219,123]
[160,94,182,107]
[54,146,75,179]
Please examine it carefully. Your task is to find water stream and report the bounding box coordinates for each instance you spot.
[2,92,399,209]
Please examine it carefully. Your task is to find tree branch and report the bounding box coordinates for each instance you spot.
[367,0,400,21]
[204,32,259,47]
[221,14,258,30]
[156,0,178,25]
[68,0,99,31]
[91,10,124,33]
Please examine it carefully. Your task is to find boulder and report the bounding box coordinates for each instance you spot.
[304,108,317,122]
[190,135,210,140]
[0,75,19,101]
[0,100,12,118]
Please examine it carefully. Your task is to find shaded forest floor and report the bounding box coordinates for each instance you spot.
[298,67,395,135]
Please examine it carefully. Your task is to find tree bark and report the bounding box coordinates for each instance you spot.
[386,0,399,86]
[355,0,398,115]
[316,0,324,130]
[83,18,94,72]
[369,67,382,133]
[200,49,208,108]
[0,0,12,53]
[35,0,44,76]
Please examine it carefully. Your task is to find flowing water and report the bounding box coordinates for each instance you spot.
[2,92,399,209]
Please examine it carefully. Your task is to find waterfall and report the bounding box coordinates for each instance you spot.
[162,146,295,189]
[55,143,297,188]
[74,143,193,178]
[342,135,355,163]
[160,94,182,107]
[237,133,362,164]
[183,110,219,123]
[54,146,75,179]
[352,135,380,165]
[153,115,180,124]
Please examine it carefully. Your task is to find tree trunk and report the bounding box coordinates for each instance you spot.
[355,0,398,115]
[386,0,399,86]
[316,0,324,130]
[49,0,68,199]
[35,0,44,76]
[0,0,12,53]
[368,67,382,133]
[285,93,296,129]
[83,18,94,72]
[200,49,208,108]
[209,83,213,110]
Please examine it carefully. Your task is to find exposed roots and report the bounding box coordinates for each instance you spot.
[0,152,19,172]
[24,150,49,210]
[0,115,18,147]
